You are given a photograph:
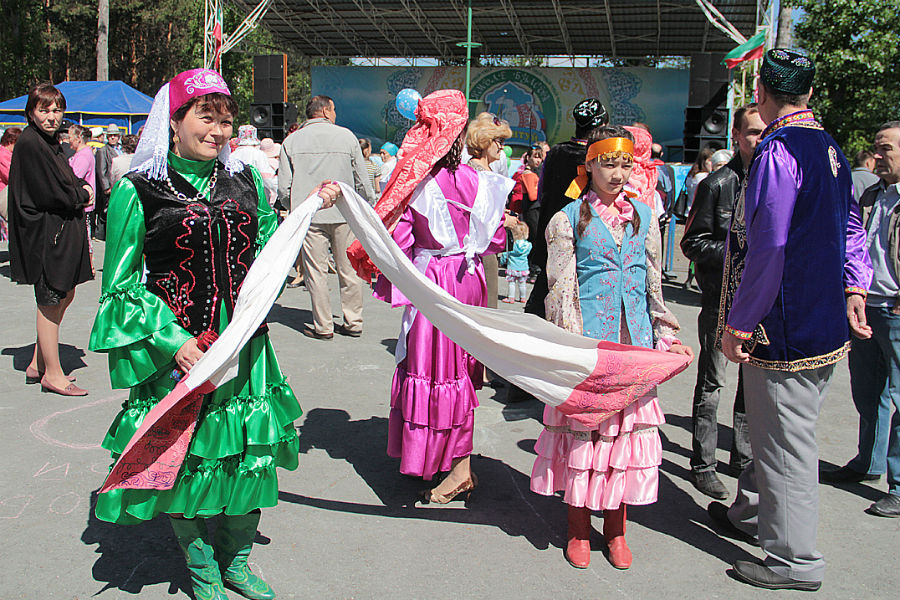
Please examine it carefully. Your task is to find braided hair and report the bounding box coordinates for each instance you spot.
[576,125,639,238]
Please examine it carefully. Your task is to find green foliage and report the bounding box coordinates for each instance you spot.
[0,1,49,99]
[790,0,900,155]
[219,5,347,127]
[0,0,204,99]
[0,0,345,131]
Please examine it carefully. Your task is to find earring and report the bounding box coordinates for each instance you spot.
[173,133,180,144]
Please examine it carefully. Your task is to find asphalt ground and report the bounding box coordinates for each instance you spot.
[0,235,897,600]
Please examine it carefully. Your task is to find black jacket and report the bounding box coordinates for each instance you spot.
[524,138,588,316]
[680,153,746,306]
[8,125,92,290]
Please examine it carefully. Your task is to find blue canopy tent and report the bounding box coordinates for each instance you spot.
[0,81,153,134]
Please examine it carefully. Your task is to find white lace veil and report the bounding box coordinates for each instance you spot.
[130,82,240,180]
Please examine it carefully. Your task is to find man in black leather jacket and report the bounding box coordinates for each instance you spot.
[680,105,764,499]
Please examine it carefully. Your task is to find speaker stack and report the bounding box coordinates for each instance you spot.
[251,54,297,143]
[683,53,730,163]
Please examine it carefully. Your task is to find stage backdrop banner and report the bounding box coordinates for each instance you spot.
[312,66,689,151]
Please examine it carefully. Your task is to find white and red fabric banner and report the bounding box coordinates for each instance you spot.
[100,183,690,492]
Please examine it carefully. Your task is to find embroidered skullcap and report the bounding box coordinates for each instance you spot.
[760,49,815,96]
[572,98,609,130]
[380,142,399,156]
[169,68,231,117]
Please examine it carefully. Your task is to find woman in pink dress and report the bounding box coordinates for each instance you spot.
[530,125,692,569]
[374,98,516,503]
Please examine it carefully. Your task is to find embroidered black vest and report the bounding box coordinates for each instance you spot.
[127,163,267,338]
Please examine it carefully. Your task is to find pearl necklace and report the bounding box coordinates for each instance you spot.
[165,160,218,202]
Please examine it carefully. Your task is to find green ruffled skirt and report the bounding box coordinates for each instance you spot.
[95,334,301,524]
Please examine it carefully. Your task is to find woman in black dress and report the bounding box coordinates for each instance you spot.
[8,83,94,396]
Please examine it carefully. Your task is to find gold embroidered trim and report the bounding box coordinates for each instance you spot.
[543,425,658,441]
[747,341,851,372]
[845,287,867,296]
[725,325,753,340]
[762,110,822,138]
[544,426,592,441]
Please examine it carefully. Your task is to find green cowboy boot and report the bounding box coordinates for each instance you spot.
[168,516,229,600]
[214,510,275,600]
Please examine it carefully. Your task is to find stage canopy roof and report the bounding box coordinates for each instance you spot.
[231,0,765,61]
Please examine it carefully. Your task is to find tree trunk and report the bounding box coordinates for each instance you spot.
[130,36,138,86]
[775,5,793,49]
[44,0,53,81]
[97,0,109,80]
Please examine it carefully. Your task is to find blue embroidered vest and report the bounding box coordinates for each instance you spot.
[719,121,852,371]
[562,198,654,348]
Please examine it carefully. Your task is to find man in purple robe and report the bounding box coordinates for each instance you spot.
[709,49,873,592]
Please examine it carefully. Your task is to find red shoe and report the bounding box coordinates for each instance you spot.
[565,505,592,568]
[40,376,88,396]
[603,506,632,569]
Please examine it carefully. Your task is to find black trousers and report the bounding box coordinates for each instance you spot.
[690,303,753,473]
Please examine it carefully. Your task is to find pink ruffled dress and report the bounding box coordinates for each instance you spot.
[374,165,509,480]
[530,192,680,510]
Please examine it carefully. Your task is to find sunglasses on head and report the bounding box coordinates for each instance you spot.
[487,113,503,127]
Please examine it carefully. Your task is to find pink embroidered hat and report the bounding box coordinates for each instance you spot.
[130,68,240,181]
[168,68,231,117]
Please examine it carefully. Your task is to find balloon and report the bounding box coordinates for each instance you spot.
[396,88,423,120]
[503,146,512,158]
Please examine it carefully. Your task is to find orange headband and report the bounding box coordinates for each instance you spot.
[585,137,634,162]
[565,137,635,199]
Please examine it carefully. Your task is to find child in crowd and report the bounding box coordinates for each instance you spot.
[530,125,692,570]
[500,221,532,303]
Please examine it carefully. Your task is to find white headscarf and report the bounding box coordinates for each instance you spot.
[130,82,241,180]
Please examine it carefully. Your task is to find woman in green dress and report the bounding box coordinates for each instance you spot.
[89,68,337,600]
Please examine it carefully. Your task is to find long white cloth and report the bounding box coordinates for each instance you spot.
[101,178,692,491]
[178,182,689,425]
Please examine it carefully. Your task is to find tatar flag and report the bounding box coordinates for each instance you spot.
[212,4,224,70]
[722,30,767,69]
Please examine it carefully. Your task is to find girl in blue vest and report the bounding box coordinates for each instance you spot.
[530,125,692,570]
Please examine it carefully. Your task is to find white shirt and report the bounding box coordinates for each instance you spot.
[231,145,277,204]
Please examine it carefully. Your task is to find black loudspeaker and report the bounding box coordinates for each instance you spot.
[253,54,287,104]
[250,102,298,143]
[683,53,730,163]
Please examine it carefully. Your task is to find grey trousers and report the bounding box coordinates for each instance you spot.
[728,362,834,583]
[301,222,364,335]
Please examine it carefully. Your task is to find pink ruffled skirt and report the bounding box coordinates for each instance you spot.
[530,394,665,510]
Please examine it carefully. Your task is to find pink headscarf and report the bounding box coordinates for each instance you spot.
[168,68,230,117]
[624,126,658,209]
[348,89,469,278]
